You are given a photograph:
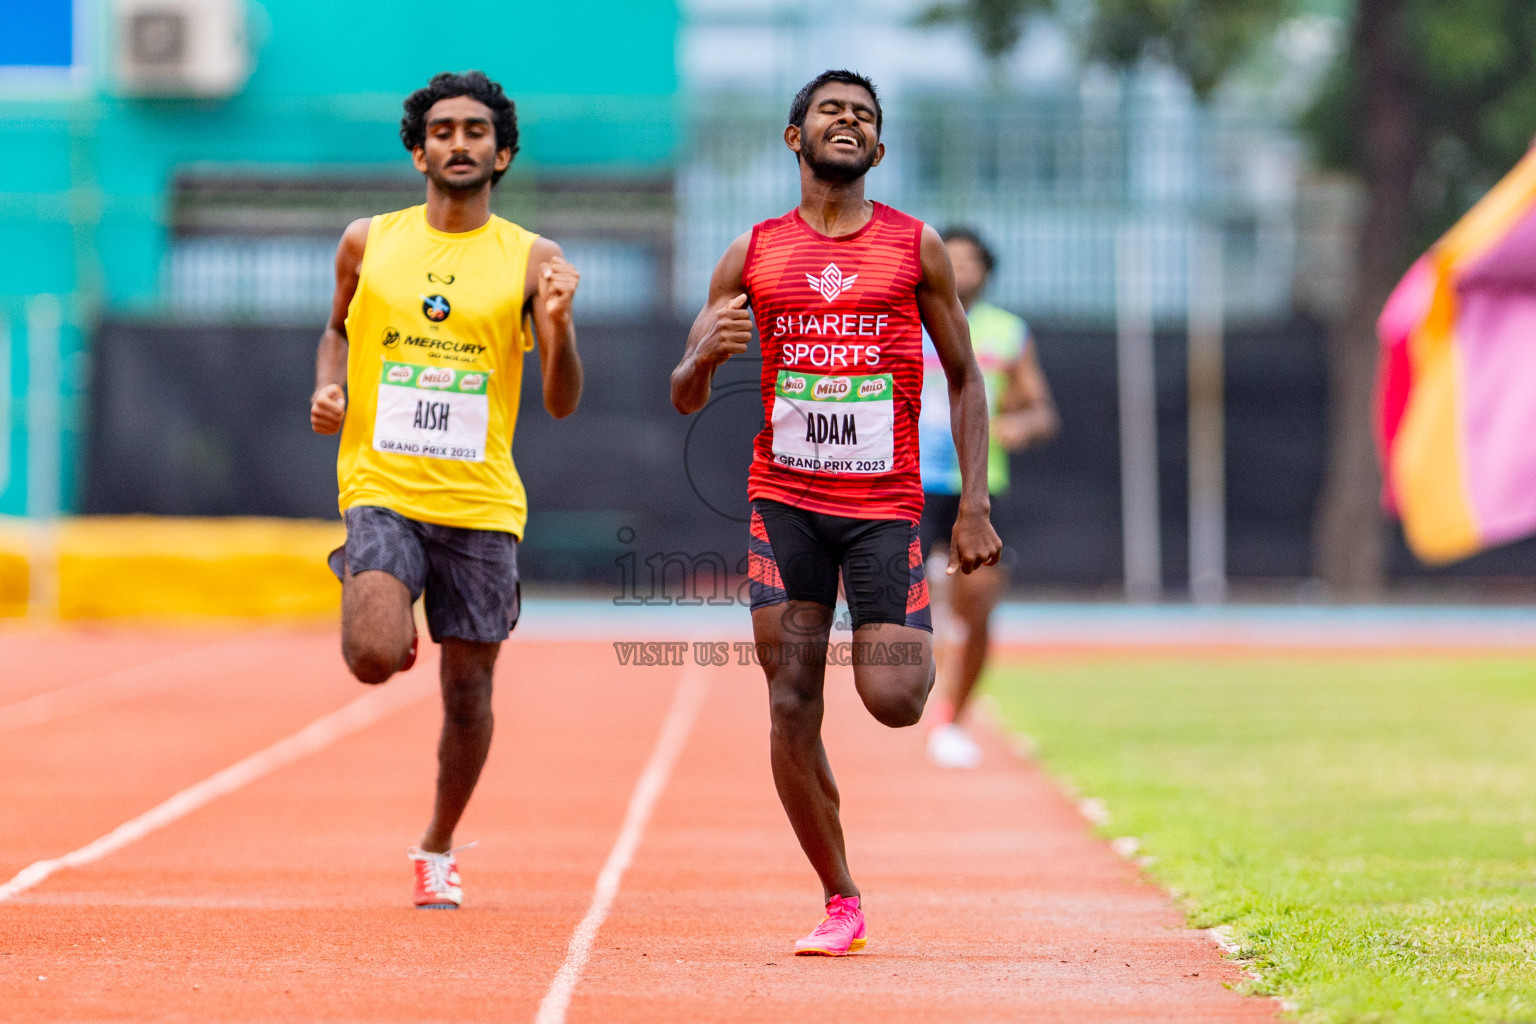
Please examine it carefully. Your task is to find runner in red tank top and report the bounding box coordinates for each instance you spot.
[745,201,926,521]
[671,70,1002,956]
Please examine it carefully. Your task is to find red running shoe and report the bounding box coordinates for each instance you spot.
[400,626,418,672]
[794,894,866,955]
[409,847,463,909]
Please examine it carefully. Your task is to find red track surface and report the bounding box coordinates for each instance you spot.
[0,626,1275,1023]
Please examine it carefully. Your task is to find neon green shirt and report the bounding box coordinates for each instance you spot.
[918,302,1029,495]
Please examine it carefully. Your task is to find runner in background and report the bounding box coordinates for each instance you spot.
[919,228,1057,769]
[309,71,583,909]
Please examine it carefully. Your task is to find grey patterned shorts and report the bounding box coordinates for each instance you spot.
[328,505,520,644]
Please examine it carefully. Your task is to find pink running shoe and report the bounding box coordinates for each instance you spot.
[409,847,463,909]
[794,894,866,956]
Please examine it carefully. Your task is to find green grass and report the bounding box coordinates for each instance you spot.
[986,655,1536,1023]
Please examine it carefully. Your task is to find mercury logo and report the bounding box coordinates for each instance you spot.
[417,367,455,389]
[813,376,852,400]
[460,373,485,391]
[386,365,413,383]
[782,375,807,394]
[857,378,887,398]
[806,263,857,302]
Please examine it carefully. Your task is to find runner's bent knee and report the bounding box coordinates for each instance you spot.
[856,668,928,727]
[341,570,413,683]
[343,629,404,683]
[851,623,933,727]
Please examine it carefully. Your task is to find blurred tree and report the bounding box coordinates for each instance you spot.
[1302,0,1536,595]
[1084,0,1297,97]
[914,0,1051,82]
[924,0,1536,596]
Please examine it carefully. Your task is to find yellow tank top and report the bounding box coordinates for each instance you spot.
[337,205,537,536]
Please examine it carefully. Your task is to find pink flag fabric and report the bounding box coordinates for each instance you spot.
[1377,148,1536,563]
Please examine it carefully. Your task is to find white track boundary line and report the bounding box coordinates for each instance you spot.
[534,660,711,1024]
[0,675,432,903]
[0,630,268,735]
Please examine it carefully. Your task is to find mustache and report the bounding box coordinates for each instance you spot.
[446,155,477,167]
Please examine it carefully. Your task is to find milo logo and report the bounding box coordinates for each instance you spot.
[857,378,887,398]
[417,367,455,390]
[813,376,852,400]
[781,375,807,395]
[460,373,485,392]
[386,365,413,384]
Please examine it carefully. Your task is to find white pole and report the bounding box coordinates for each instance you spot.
[26,295,62,521]
[0,311,10,496]
[1115,225,1162,602]
[25,295,62,619]
[1188,226,1227,604]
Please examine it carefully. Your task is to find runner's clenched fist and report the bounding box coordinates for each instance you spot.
[311,383,346,434]
[538,255,580,325]
[697,293,752,367]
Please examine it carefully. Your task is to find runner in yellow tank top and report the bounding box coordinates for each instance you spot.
[309,71,584,910]
[336,203,539,535]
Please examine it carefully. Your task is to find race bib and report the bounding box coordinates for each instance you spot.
[373,361,490,462]
[771,370,895,474]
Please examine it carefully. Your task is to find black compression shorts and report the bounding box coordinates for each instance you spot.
[747,499,932,632]
[917,492,962,561]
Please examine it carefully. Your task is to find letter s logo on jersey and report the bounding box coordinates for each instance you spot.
[417,367,455,389]
[813,376,852,400]
[857,378,887,398]
[806,263,857,302]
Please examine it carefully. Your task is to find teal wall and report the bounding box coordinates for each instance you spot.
[0,0,679,515]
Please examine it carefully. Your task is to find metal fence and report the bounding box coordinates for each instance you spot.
[163,234,663,322]
[158,86,1301,328]
[675,89,1300,325]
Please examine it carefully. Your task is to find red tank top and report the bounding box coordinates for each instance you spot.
[742,202,926,522]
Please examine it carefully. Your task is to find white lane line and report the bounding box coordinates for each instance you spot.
[0,674,432,902]
[534,661,711,1024]
[0,631,269,735]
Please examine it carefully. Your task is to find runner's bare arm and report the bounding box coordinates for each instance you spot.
[526,237,584,419]
[993,340,1059,451]
[671,233,753,415]
[916,223,1003,575]
[311,218,370,435]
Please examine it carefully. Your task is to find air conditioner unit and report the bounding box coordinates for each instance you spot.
[115,0,251,98]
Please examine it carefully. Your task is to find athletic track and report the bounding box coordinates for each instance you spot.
[0,621,1289,1023]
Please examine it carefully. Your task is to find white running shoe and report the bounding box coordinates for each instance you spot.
[927,722,983,769]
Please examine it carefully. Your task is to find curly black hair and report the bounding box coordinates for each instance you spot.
[400,71,519,186]
[940,226,997,273]
[788,69,882,136]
